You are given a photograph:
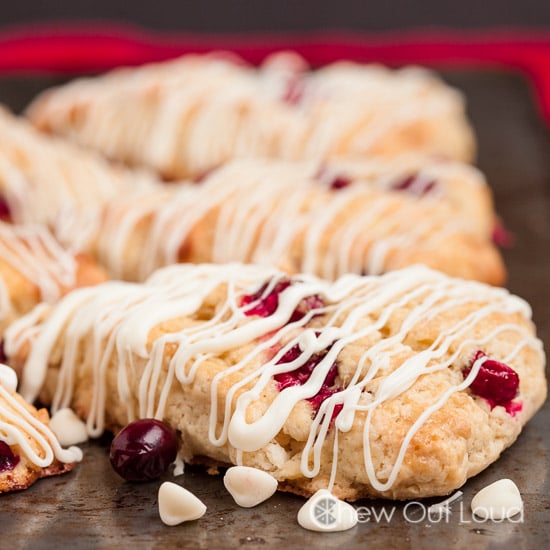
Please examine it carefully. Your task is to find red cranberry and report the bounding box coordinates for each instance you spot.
[0,339,6,364]
[504,400,523,416]
[289,294,325,323]
[313,165,352,191]
[314,166,351,191]
[109,419,178,482]
[274,345,342,418]
[391,174,436,196]
[0,197,11,222]
[492,221,515,248]
[0,441,20,473]
[241,280,291,317]
[329,176,351,191]
[241,279,324,321]
[308,388,344,416]
[463,351,520,408]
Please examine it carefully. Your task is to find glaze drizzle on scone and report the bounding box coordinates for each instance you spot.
[0,105,503,286]
[0,107,154,227]
[5,264,545,499]
[0,222,107,331]
[0,222,77,305]
[27,52,475,179]
[55,157,504,285]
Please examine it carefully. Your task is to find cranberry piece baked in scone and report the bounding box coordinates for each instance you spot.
[0,107,154,228]
[0,363,82,493]
[26,52,475,179]
[60,157,505,285]
[0,221,107,333]
[4,263,545,500]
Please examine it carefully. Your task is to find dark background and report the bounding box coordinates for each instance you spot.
[2,0,550,33]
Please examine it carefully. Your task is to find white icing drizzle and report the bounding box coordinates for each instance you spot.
[0,364,17,393]
[5,264,543,495]
[55,156,493,282]
[0,223,79,322]
[0,107,155,228]
[0,364,83,469]
[26,54,474,180]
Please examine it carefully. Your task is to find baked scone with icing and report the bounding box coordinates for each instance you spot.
[0,363,82,493]
[4,263,545,500]
[0,107,154,228]
[0,221,107,332]
[58,157,505,285]
[26,52,476,179]
[0,107,500,285]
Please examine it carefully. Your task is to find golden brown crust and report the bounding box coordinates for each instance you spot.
[0,452,75,494]
[72,253,109,293]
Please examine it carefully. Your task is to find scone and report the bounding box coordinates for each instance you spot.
[0,106,154,228]
[4,263,545,500]
[0,363,82,493]
[58,157,505,285]
[26,52,476,179]
[0,221,107,332]
[0,108,501,285]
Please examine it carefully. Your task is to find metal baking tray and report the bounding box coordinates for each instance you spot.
[1,69,549,549]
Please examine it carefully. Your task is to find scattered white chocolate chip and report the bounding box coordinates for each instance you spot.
[158,482,207,526]
[223,466,278,508]
[297,489,358,532]
[0,363,18,393]
[49,408,89,446]
[471,479,523,520]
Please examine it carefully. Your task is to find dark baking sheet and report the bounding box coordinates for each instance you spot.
[1,69,549,549]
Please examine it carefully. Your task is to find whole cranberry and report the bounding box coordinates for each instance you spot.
[109,419,178,482]
[464,351,519,407]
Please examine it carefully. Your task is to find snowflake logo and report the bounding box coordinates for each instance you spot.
[312,496,338,527]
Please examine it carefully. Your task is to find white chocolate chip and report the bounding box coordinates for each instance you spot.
[223,466,278,507]
[471,479,523,520]
[49,408,89,446]
[158,482,207,526]
[297,489,358,532]
[0,363,18,393]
